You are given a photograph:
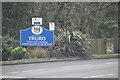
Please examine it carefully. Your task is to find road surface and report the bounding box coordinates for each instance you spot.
[2,58,118,78]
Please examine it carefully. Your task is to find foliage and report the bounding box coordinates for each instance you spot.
[30,47,47,58]
[2,35,19,61]
[96,19,118,38]
[2,2,119,60]
[53,30,92,59]
[10,46,27,60]
[2,2,118,39]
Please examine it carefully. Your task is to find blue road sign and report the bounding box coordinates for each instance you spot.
[20,26,54,46]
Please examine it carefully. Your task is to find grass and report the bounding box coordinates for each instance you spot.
[92,53,119,58]
[1,53,119,65]
[2,58,48,65]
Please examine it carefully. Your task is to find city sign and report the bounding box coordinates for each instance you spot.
[20,26,54,46]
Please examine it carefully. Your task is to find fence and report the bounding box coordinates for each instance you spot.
[89,38,115,54]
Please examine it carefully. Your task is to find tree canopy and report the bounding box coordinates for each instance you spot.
[2,2,118,39]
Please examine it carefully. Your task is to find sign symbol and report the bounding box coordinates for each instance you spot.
[31,26,43,35]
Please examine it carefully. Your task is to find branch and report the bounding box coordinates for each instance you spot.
[41,8,55,15]
[41,3,63,15]
[90,3,115,13]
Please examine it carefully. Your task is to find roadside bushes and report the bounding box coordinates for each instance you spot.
[10,46,27,60]
[53,30,92,59]
[2,35,20,61]
[2,35,48,61]
[2,35,28,60]
[27,47,48,58]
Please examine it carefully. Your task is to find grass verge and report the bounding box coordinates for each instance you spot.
[1,58,48,65]
[91,53,119,59]
[1,53,119,65]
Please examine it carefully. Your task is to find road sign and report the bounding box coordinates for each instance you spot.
[49,22,55,30]
[32,18,42,25]
[20,26,54,46]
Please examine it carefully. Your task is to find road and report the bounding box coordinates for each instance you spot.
[2,58,118,78]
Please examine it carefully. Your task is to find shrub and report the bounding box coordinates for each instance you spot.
[30,47,47,58]
[2,47,13,61]
[2,35,19,61]
[10,46,27,60]
[53,30,92,59]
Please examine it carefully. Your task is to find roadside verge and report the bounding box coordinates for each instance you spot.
[1,54,119,66]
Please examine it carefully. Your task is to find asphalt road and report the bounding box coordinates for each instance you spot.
[2,58,118,78]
